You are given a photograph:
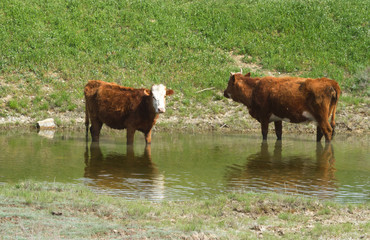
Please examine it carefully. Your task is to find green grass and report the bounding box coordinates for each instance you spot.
[0,180,369,239]
[0,0,369,121]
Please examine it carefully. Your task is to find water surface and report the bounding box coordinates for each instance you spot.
[0,131,369,203]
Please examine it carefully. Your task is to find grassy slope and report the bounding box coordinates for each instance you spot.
[0,0,369,122]
[0,181,369,239]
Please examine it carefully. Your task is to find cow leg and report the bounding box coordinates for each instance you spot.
[274,121,282,140]
[329,119,336,139]
[261,120,269,141]
[126,128,136,145]
[316,126,324,142]
[85,101,90,142]
[313,106,333,142]
[144,129,152,145]
[85,121,89,142]
[90,120,102,142]
[331,123,336,138]
[317,121,333,143]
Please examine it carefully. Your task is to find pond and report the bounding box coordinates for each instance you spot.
[0,130,369,203]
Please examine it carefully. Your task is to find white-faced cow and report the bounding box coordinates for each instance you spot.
[224,72,340,142]
[84,80,174,145]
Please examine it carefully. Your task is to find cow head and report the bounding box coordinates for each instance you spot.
[145,84,174,113]
[224,72,251,99]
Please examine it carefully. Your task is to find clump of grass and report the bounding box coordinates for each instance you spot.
[7,100,19,111]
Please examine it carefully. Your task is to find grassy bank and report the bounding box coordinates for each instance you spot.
[0,0,369,127]
[0,181,369,239]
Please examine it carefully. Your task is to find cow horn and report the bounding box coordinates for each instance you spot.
[240,68,243,74]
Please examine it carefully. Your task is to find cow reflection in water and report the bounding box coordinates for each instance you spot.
[226,142,337,199]
[84,143,164,200]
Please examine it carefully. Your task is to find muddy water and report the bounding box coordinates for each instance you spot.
[0,131,369,203]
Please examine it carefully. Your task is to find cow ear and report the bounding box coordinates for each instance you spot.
[166,89,174,96]
[230,74,236,84]
[245,72,251,77]
[144,89,151,96]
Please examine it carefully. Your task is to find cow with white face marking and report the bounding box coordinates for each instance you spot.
[84,80,174,145]
[224,72,340,142]
[149,84,168,113]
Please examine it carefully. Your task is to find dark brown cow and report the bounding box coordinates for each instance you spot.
[84,80,174,144]
[224,72,340,142]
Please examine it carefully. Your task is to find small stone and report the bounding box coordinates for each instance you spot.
[37,118,56,129]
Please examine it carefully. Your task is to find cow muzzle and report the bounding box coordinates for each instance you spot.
[157,108,166,113]
[224,90,231,98]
